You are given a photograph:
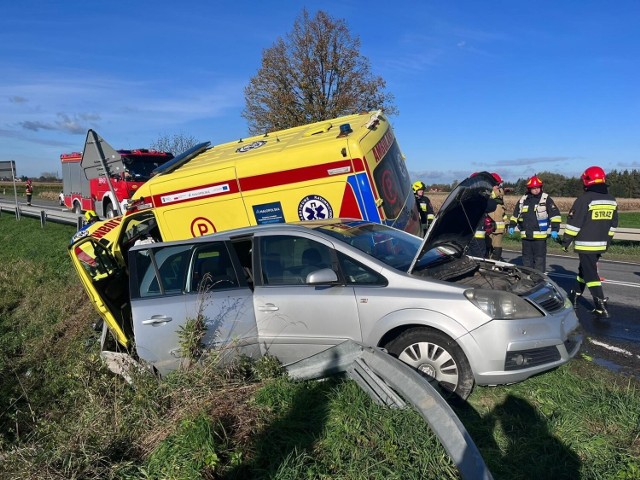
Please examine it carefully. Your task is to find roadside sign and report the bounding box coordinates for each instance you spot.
[81,129,122,181]
[0,160,19,218]
[80,129,123,216]
[0,160,16,179]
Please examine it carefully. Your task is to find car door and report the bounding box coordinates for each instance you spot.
[129,241,258,376]
[253,233,362,365]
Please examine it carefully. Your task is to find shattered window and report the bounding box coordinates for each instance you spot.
[74,239,118,281]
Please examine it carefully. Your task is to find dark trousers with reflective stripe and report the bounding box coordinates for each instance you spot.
[522,239,547,272]
[574,252,604,300]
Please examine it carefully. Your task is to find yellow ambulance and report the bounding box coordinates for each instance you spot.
[69,110,421,346]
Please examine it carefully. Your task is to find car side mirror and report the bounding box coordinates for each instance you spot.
[306,268,337,284]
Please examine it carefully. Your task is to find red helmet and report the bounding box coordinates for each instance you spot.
[581,166,606,186]
[526,176,543,188]
[491,172,503,184]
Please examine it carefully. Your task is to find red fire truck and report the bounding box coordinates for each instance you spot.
[61,149,173,218]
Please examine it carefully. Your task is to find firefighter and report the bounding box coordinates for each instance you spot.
[79,210,99,231]
[487,172,508,260]
[25,179,33,206]
[413,181,435,237]
[469,197,497,258]
[508,175,561,272]
[562,166,618,319]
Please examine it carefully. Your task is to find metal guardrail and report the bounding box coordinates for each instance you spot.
[287,341,494,480]
[0,200,81,228]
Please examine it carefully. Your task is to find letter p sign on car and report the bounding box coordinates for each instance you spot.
[190,217,217,237]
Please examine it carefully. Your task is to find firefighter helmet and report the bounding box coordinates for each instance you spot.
[412,181,426,193]
[526,176,543,189]
[581,166,606,186]
[491,172,503,184]
[84,210,98,222]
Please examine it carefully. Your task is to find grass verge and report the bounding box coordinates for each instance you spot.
[1,215,638,479]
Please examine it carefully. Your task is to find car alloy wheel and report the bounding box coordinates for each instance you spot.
[386,327,474,401]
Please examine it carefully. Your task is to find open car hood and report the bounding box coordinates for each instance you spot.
[408,171,497,273]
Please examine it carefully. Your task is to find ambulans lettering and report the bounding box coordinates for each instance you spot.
[372,129,395,163]
[190,217,217,237]
[298,195,333,220]
[161,184,231,205]
[92,218,123,239]
[236,141,266,153]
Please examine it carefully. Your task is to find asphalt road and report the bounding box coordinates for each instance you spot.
[503,249,640,379]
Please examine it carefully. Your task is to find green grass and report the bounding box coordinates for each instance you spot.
[1,215,639,479]
[617,211,640,228]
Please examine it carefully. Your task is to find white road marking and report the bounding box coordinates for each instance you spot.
[545,272,640,288]
[588,338,640,359]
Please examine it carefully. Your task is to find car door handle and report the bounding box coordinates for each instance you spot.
[142,315,173,325]
[257,303,279,312]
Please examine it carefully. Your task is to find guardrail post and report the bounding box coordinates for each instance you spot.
[40,210,46,228]
[76,216,83,230]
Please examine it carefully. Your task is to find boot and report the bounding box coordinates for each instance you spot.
[567,290,581,309]
[592,297,610,319]
[492,247,503,261]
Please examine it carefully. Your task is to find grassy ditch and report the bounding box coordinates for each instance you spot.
[1,215,639,479]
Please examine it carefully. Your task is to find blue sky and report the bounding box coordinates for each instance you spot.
[1,1,638,185]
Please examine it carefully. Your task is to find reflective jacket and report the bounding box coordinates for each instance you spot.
[488,189,507,235]
[415,194,435,227]
[510,191,561,240]
[562,187,618,252]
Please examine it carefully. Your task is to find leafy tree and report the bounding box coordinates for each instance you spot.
[242,9,397,134]
[150,133,200,156]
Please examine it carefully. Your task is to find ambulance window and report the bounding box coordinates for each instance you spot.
[120,211,161,259]
[74,239,118,282]
[372,141,412,219]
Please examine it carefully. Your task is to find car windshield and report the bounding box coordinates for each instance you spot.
[318,222,451,271]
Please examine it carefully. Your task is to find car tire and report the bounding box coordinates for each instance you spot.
[105,202,116,218]
[386,328,474,401]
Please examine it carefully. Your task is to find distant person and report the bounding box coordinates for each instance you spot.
[59,190,65,206]
[25,179,33,206]
[562,166,618,319]
[486,173,507,260]
[508,175,561,272]
[413,181,435,237]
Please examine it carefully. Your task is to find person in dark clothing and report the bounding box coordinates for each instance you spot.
[469,198,497,258]
[25,179,33,206]
[508,175,561,272]
[486,172,507,260]
[413,181,435,237]
[562,166,618,319]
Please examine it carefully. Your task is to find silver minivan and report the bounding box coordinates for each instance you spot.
[127,173,581,399]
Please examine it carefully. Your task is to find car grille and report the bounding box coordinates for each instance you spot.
[504,346,561,371]
[527,284,565,314]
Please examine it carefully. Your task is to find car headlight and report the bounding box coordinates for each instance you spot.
[464,288,543,319]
